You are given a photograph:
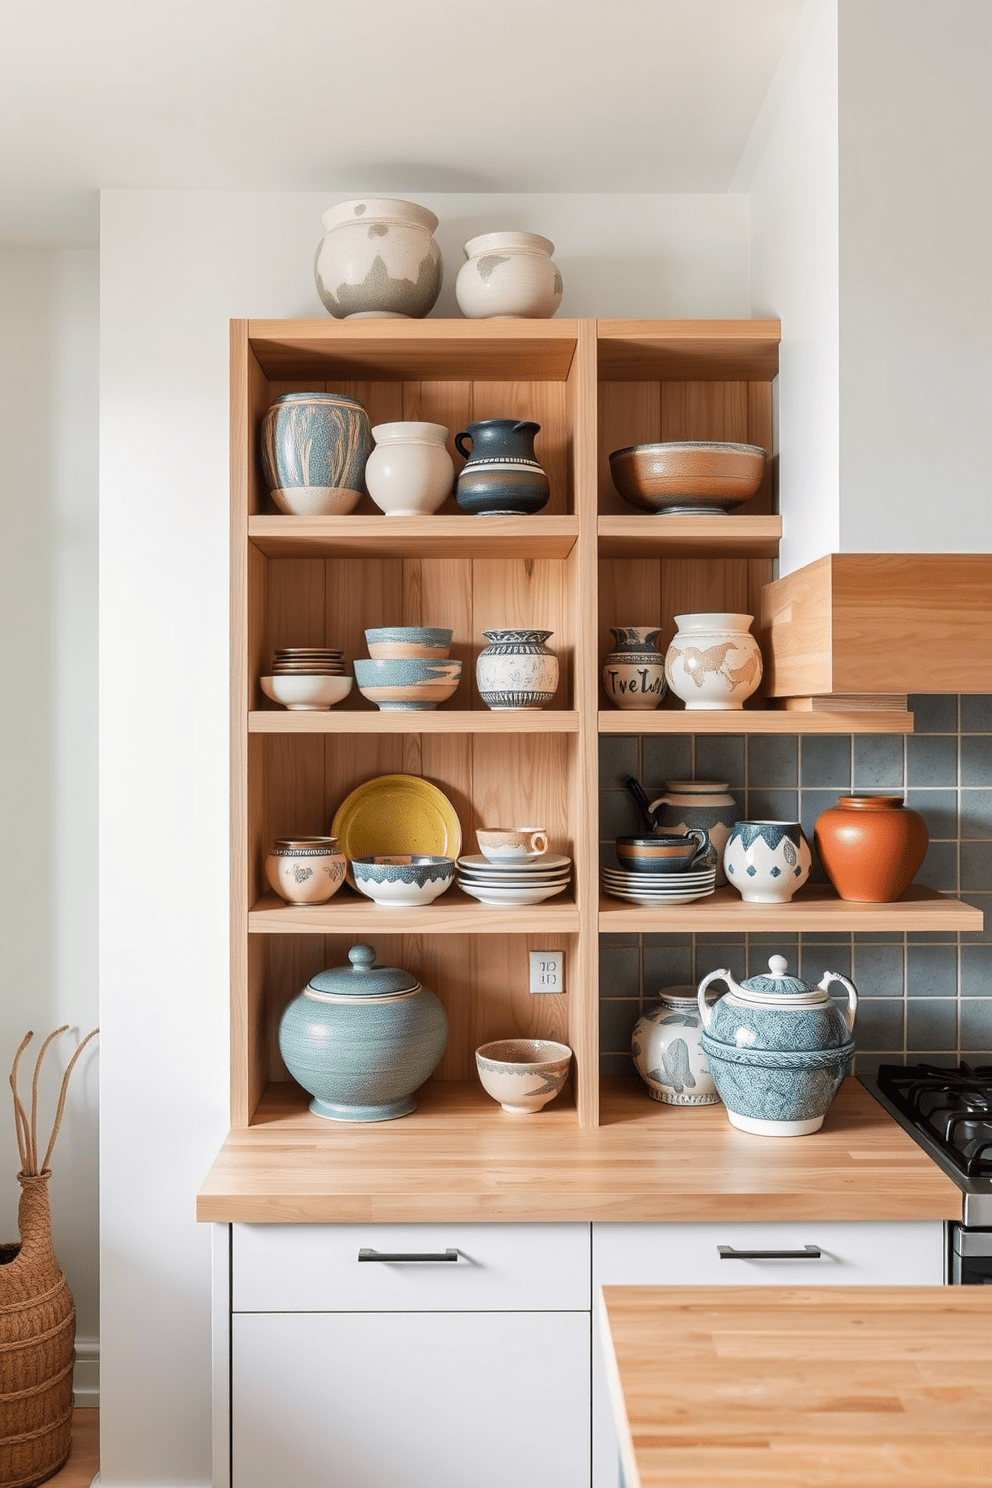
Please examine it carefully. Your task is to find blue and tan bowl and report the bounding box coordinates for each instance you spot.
[364,626,453,659]
[615,831,710,873]
[351,855,455,906]
[354,657,462,710]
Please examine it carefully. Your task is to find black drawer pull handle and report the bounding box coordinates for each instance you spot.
[358,1248,460,1263]
[718,1244,823,1260]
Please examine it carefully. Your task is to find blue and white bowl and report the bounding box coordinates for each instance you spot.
[351,854,455,906]
[364,626,453,659]
[354,657,462,710]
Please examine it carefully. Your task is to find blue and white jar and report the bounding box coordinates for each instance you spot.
[631,987,720,1106]
[475,629,559,710]
[723,819,811,904]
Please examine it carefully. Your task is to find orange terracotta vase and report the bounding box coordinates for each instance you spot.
[814,794,929,902]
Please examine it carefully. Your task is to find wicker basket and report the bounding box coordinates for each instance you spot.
[0,1028,97,1488]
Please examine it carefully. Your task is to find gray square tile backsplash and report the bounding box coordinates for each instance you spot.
[599,695,992,1079]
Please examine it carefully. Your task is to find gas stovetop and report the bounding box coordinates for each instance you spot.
[864,1063,992,1226]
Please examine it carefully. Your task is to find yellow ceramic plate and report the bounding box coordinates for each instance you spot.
[331,775,463,872]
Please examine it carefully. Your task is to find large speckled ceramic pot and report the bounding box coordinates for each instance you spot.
[314,198,442,319]
[278,943,448,1122]
[698,956,857,1136]
[260,392,372,515]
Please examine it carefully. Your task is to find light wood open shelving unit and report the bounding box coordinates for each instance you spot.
[230,316,981,1137]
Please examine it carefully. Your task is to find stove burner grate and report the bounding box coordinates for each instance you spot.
[876,1062,992,1180]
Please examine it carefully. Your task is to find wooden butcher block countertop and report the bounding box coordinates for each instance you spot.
[600,1285,992,1488]
[196,1077,962,1224]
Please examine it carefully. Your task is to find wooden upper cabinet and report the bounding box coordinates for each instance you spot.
[761,553,992,696]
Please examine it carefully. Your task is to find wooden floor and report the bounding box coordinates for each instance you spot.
[49,1409,99,1487]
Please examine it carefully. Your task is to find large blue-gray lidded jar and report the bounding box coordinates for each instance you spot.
[278,943,448,1122]
[314,198,443,320]
[697,956,857,1137]
[454,420,550,515]
[260,391,373,516]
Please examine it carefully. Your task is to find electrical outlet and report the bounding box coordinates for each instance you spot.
[529,950,565,994]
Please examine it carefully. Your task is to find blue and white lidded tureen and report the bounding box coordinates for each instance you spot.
[697,955,857,1137]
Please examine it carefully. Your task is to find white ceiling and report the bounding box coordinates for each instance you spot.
[0,0,807,245]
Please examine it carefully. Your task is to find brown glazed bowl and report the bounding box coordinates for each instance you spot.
[609,441,766,515]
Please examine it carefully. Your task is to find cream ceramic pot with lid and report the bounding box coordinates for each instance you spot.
[697,956,857,1137]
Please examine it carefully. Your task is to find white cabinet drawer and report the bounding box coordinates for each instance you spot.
[592,1220,945,1286]
[233,1311,590,1488]
[233,1222,591,1312]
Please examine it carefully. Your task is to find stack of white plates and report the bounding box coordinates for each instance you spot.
[270,647,345,675]
[601,866,716,905]
[456,853,572,906]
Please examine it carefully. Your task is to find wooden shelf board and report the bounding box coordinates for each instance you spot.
[598,514,781,558]
[598,883,982,932]
[246,318,580,382]
[248,514,579,559]
[196,1078,962,1225]
[598,708,915,735]
[248,888,580,934]
[596,319,780,381]
[248,708,580,734]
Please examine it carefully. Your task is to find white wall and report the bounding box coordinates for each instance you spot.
[97,187,750,1487]
[837,0,992,552]
[741,0,840,574]
[0,246,100,1397]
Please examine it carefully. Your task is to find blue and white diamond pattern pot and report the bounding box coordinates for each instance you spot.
[723,819,811,903]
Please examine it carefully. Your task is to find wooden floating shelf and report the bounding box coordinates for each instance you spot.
[598,514,782,559]
[248,514,580,560]
[596,318,781,382]
[246,316,581,382]
[248,889,580,935]
[249,709,581,734]
[598,708,915,735]
[598,883,982,933]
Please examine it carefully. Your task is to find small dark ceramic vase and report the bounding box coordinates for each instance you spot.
[454,420,550,516]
